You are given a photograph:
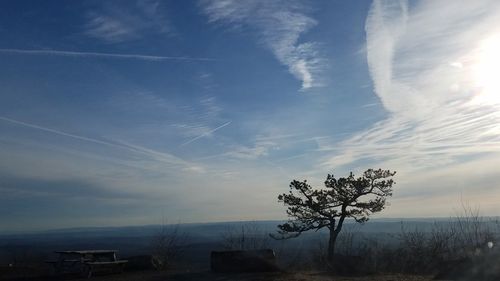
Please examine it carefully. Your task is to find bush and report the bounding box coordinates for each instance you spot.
[395,203,499,275]
[150,223,188,270]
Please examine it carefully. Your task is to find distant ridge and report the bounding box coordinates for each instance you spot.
[3,217,496,237]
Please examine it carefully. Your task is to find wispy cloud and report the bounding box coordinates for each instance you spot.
[0,48,214,61]
[0,174,140,201]
[167,95,227,144]
[84,0,172,43]
[199,0,325,90]
[320,0,500,177]
[0,116,201,170]
[84,13,137,43]
[197,133,324,161]
[107,92,228,149]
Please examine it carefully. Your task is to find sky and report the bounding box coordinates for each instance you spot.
[2,0,500,232]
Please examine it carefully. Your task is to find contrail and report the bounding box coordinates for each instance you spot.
[0,116,119,148]
[0,48,215,61]
[0,116,189,166]
[181,121,231,146]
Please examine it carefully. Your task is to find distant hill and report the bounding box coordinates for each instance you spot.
[0,217,481,238]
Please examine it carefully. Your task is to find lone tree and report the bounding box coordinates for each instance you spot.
[272,168,396,262]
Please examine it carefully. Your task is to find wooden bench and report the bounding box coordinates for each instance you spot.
[46,250,128,278]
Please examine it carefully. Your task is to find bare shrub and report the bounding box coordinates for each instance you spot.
[336,225,359,256]
[264,238,310,271]
[150,223,188,270]
[397,223,437,273]
[426,222,455,261]
[310,236,329,270]
[357,236,398,273]
[450,202,497,257]
[395,202,499,274]
[220,222,270,251]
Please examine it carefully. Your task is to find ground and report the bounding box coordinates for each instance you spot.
[62,271,436,281]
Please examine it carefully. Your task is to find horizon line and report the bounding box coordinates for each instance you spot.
[4,216,498,236]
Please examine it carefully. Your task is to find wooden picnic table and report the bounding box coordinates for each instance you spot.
[46,250,128,278]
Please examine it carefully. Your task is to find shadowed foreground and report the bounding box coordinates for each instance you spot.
[10,271,433,281]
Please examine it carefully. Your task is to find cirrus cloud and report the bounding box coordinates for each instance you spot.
[199,0,325,90]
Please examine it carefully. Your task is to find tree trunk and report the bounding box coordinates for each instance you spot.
[327,228,338,262]
[327,214,346,263]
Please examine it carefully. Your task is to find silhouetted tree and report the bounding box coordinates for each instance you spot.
[272,169,396,262]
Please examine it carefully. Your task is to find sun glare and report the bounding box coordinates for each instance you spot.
[472,34,500,104]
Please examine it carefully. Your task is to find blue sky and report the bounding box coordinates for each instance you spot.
[2,0,500,232]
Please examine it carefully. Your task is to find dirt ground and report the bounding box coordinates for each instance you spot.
[62,271,436,281]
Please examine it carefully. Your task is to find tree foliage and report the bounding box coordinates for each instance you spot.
[272,168,396,261]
